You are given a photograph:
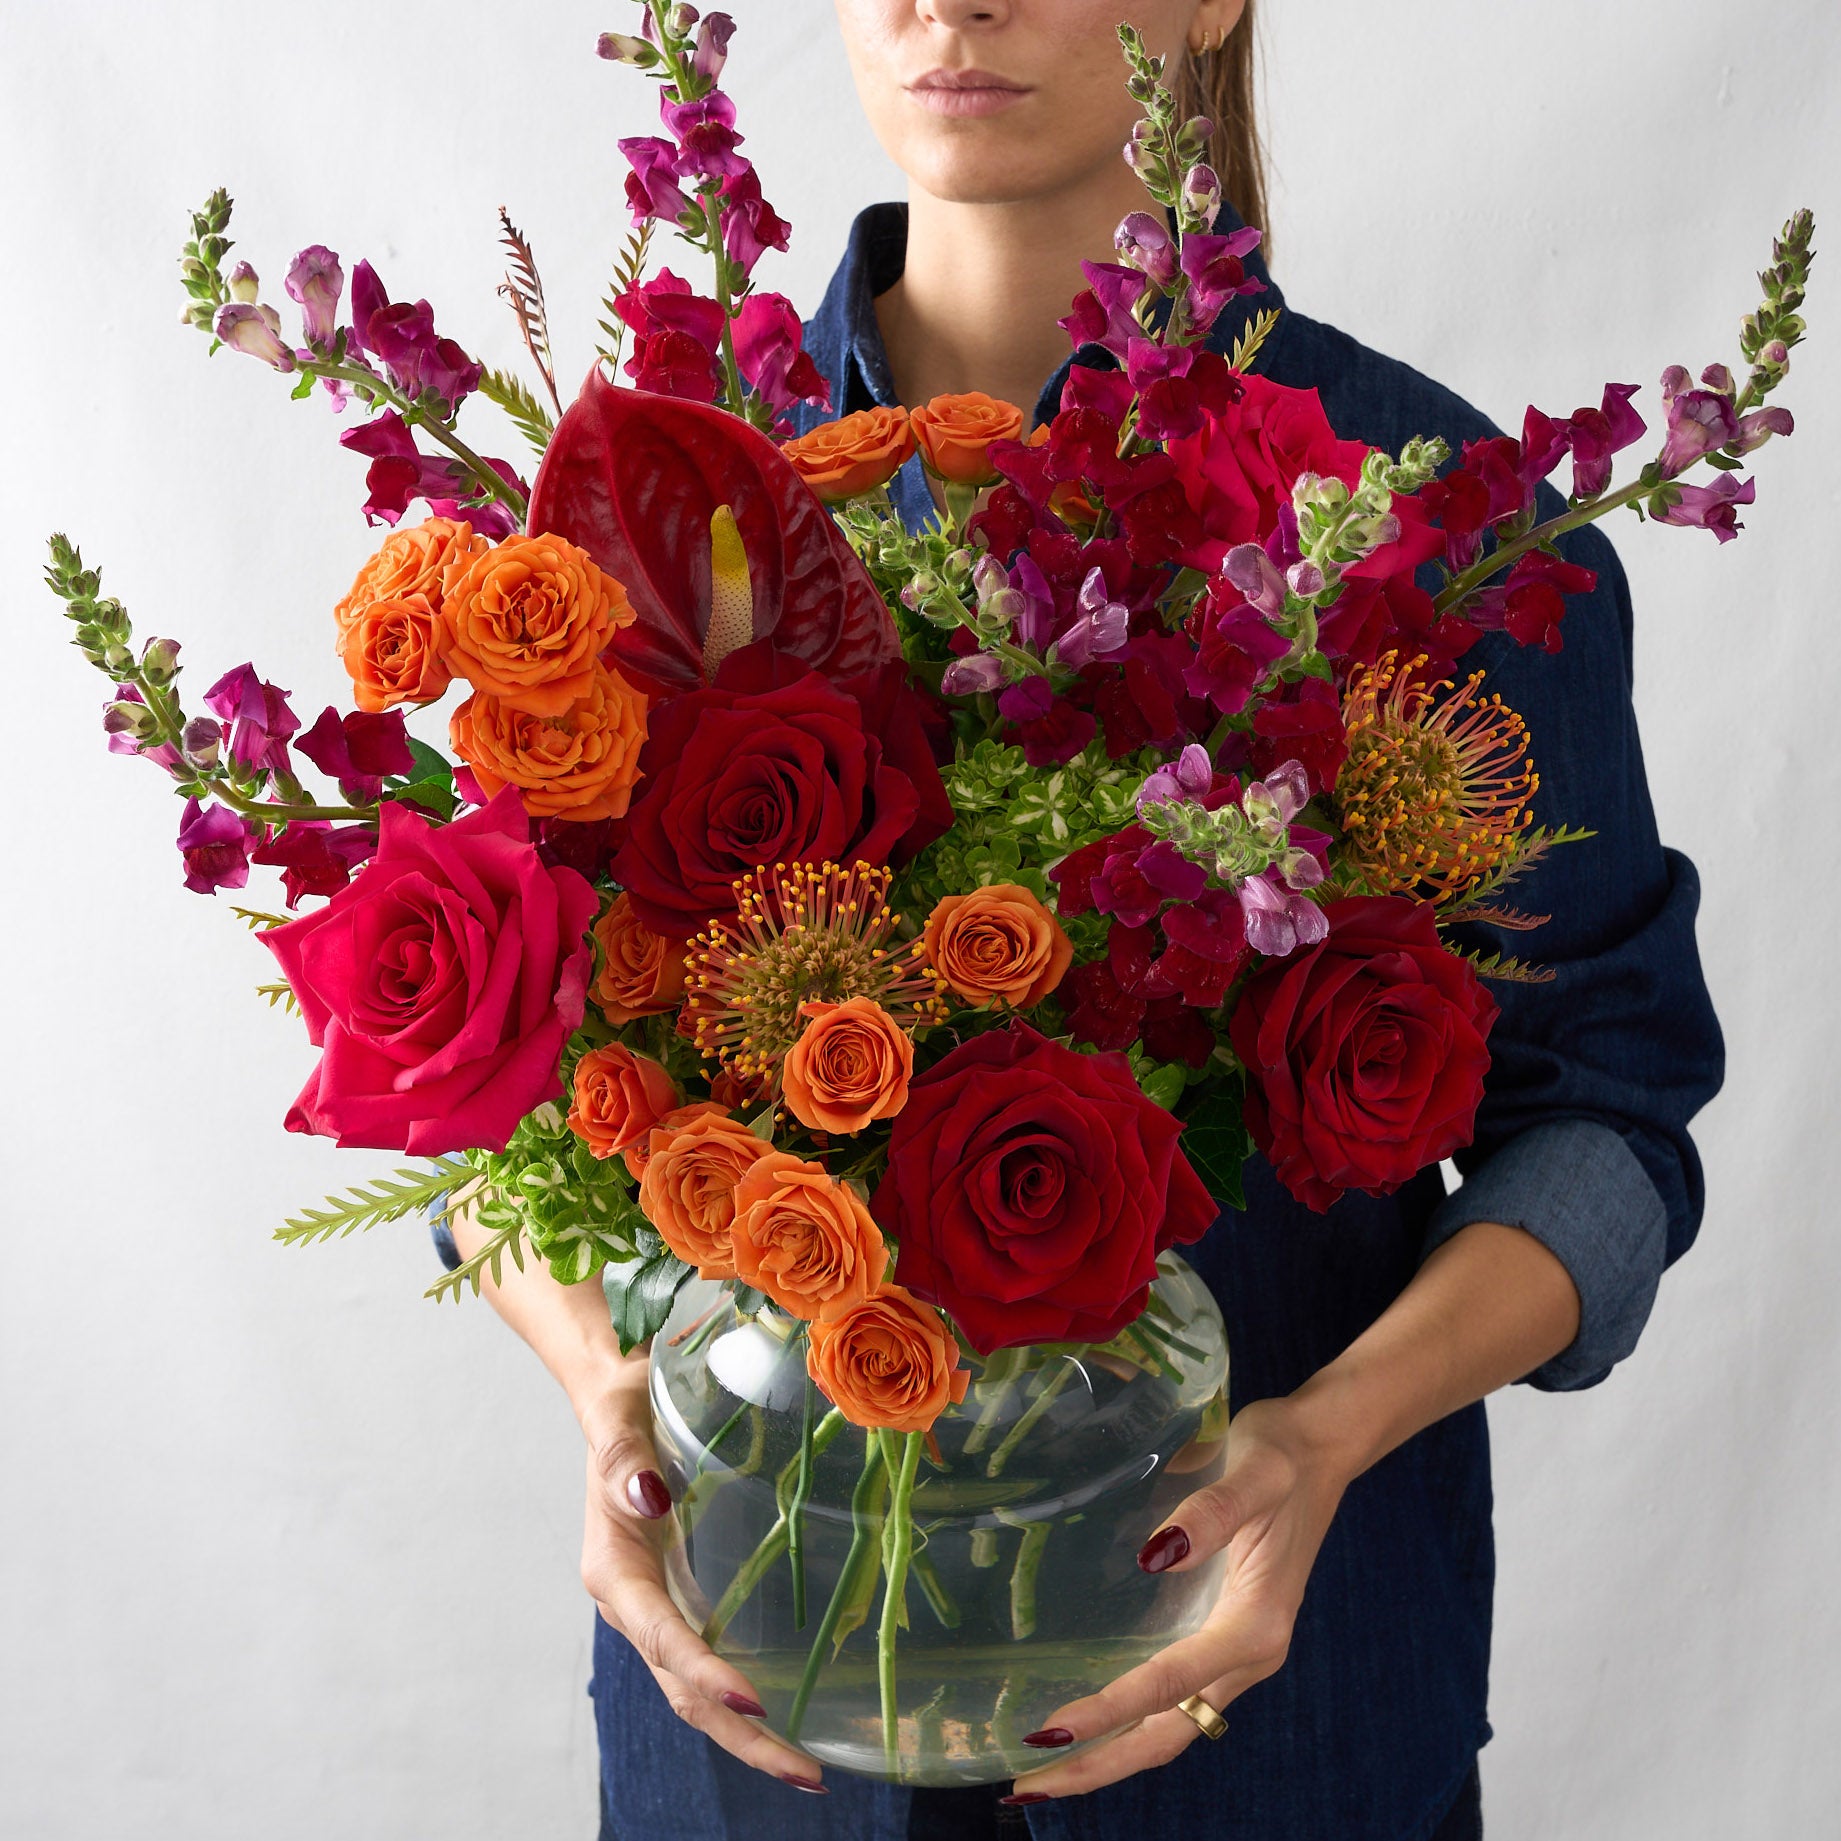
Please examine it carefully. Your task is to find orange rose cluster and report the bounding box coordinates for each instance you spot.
[331,519,649,824]
[778,392,1026,505]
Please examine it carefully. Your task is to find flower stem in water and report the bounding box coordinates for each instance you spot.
[785,1430,886,1741]
[986,1359,1079,1478]
[788,1370,818,1631]
[877,1430,925,1780]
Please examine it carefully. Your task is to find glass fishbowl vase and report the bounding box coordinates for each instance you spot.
[646,1251,1230,1787]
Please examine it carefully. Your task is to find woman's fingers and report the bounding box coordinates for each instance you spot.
[1020,1594,1287,1764]
[582,1376,675,1524]
[639,1656,828,1790]
[1008,1671,1239,1801]
[1138,1430,1300,1574]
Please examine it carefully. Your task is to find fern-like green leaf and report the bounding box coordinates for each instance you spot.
[425,1212,528,1304]
[255,980,300,1015]
[596,221,655,375]
[1229,306,1283,375]
[277,1157,474,1246]
[1460,948,1557,985]
[231,906,291,932]
[480,368,555,459]
[496,207,561,415]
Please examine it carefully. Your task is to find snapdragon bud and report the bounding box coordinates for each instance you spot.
[666,3,699,35]
[226,261,260,304]
[182,716,223,770]
[1182,163,1223,224]
[940,653,1006,697]
[1174,115,1214,162]
[140,636,182,686]
[214,302,296,372]
[104,698,161,744]
[596,31,659,67]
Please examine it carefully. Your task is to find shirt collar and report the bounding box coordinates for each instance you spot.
[803,197,1285,435]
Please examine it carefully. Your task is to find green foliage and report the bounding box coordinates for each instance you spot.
[1457,948,1557,986]
[255,981,300,1016]
[479,368,555,459]
[230,906,292,932]
[277,1157,473,1247]
[459,1100,655,1288]
[178,189,235,336]
[383,734,459,821]
[425,1191,530,1303]
[1176,1080,1253,1212]
[605,1231,695,1353]
[893,739,1152,914]
[597,221,655,375]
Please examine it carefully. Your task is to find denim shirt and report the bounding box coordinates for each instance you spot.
[453,205,1725,1841]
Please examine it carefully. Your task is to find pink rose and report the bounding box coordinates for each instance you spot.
[263,786,599,1153]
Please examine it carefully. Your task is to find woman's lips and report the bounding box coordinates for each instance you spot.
[907,69,1031,118]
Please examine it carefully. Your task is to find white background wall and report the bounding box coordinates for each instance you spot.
[2,3,1835,1835]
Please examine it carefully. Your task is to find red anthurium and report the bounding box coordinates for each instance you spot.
[527,371,900,699]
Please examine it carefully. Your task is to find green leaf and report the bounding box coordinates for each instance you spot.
[1176,1082,1253,1211]
[605,1246,695,1354]
[479,367,555,459]
[278,1158,473,1246]
[290,372,315,401]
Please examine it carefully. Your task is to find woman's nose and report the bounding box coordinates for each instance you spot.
[917,0,1011,31]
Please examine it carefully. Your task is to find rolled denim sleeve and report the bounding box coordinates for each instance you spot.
[1425,1119,1667,1390]
[1418,517,1725,1392]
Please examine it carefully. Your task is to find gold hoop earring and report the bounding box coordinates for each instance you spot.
[1192,27,1216,57]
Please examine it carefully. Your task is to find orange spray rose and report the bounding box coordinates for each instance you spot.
[638,1110,777,1279]
[909,392,1025,487]
[441,533,635,717]
[338,594,452,711]
[449,664,648,823]
[806,1285,970,1434]
[566,1045,680,1161]
[623,1101,730,1182]
[780,407,916,503]
[333,517,483,644]
[922,884,1073,1010]
[728,1152,888,1322]
[592,893,687,1024]
[781,998,913,1136]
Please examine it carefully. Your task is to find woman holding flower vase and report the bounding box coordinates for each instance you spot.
[442,3,1724,1837]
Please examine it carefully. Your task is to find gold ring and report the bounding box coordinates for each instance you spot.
[1176,1693,1228,1740]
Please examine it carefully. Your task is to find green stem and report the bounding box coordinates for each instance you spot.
[690,1396,753,1481]
[876,1430,924,1780]
[787,1370,818,1631]
[697,1406,846,1646]
[786,1430,887,1742]
[1432,476,1652,617]
[313,361,529,520]
[995,1508,1051,1641]
[961,1346,1026,1456]
[986,1358,1079,1479]
[909,1547,962,1630]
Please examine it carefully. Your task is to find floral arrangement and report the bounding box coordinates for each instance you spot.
[45,1,1813,1775]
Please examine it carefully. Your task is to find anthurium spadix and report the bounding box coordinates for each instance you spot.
[527,372,900,699]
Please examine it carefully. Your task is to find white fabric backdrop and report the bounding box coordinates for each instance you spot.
[2,3,1835,1835]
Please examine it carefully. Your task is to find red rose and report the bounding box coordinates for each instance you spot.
[613,653,951,939]
[263,786,598,1154]
[1230,896,1499,1213]
[870,1023,1217,1355]
[1155,375,1371,571]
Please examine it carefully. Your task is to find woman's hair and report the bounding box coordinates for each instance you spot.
[1176,1,1268,247]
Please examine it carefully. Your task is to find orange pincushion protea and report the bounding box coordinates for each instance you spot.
[683,861,949,1087]
[1334,653,1538,901]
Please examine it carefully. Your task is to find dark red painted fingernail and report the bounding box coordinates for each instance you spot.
[1138,1524,1191,1573]
[1001,1791,1052,1805]
[1022,1727,1074,1747]
[721,1690,767,1718]
[778,1773,829,1794]
[626,1469,671,1519]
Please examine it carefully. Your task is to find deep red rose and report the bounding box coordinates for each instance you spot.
[263,786,598,1154]
[1158,375,1372,571]
[612,653,951,938]
[871,1024,1217,1354]
[1230,896,1499,1213]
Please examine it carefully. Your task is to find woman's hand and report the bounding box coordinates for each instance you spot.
[576,1352,833,1795]
[1007,1219,1582,1804]
[1006,1394,1349,1801]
